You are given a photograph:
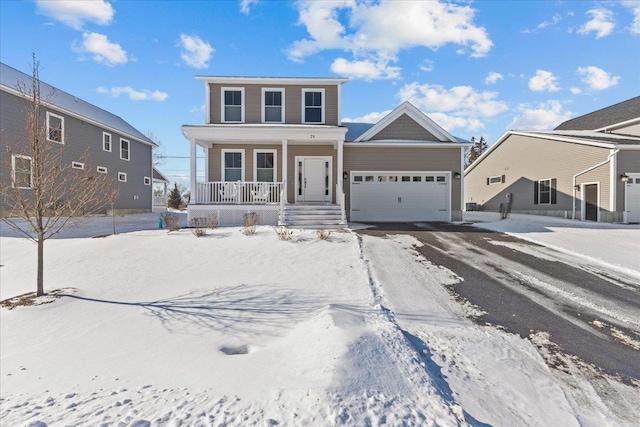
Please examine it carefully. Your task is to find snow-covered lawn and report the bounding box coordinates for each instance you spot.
[1,214,638,426]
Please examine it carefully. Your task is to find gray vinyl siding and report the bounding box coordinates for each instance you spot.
[369,114,439,141]
[0,89,152,214]
[344,146,462,213]
[464,134,612,218]
[209,83,339,125]
[617,150,640,211]
[614,123,640,137]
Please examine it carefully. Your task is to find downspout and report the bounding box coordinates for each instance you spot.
[572,148,619,220]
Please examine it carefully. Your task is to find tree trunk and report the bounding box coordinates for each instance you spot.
[37,234,44,296]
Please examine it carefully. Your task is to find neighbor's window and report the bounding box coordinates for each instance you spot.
[263,89,284,123]
[222,88,244,122]
[12,154,32,189]
[302,89,324,123]
[255,151,275,182]
[46,112,64,143]
[72,161,85,170]
[223,150,243,181]
[97,166,108,174]
[538,179,551,204]
[118,172,127,182]
[103,132,112,152]
[489,176,502,184]
[144,176,151,185]
[120,138,130,161]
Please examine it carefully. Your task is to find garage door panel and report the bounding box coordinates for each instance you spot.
[627,177,640,223]
[351,172,450,222]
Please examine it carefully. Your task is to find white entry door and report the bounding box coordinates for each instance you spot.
[296,156,332,203]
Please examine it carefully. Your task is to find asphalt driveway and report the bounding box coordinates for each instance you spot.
[357,222,640,381]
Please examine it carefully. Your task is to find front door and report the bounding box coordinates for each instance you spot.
[584,184,598,221]
[296,156,332,203]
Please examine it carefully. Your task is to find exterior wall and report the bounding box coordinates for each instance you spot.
[613,123,640,137]
[0,90,153,214]
[464,134,612,220]
[208,83,339,126]
[369,114,439,141]
[343,146,463,218]
[617,150,640,213]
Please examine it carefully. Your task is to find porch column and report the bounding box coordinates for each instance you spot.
[337,138,344,202]
[282,139,288,203]
[190,139,197,204]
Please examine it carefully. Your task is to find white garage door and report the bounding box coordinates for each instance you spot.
[350,172,450,222]
[626,176,640,223]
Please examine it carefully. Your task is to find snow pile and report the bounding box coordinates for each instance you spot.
[1,216,637,425]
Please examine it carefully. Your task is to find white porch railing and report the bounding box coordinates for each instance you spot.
[195,181,284,204]
[153,196,167,207]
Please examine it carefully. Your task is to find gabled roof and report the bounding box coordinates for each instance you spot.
[555,96,640,132]
[343,122,375,142]
[0,62,155,146]
[153,167,169,183]
[353,101,458,143]
[465,130,640,175]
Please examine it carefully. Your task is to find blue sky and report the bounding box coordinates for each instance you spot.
[1,0,639,187]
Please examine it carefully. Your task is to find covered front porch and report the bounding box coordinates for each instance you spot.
[182,124,348,226]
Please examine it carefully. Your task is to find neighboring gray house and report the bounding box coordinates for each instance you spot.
[181,76,469,227]
[0,62,159,215]
[465,96,640,223]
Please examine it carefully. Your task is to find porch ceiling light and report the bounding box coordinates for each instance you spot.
[620,173,630,183]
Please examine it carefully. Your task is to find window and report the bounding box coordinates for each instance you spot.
[378,176,387,182]
[365,176,374,182]
[46,112,64,143]
[488,175,505,185]
[413,176,422,182]
[262,88,284,123]
[254,150,276,182]
[302,89,324,123]
[538,179,551,204]
[144,176,151,185]
[97,166,107,174]
[222,88,244,122]
[72,161,84,170]
[118,172,127,182]
[103,132,111,152]
[120,139,130,161]
[354,175,363,182]
[425,176,435,182]
[12,155,32,188]
[222,149,244,181]
[401,176,411,182]
[437,176,446,182]
[388,176,398,182]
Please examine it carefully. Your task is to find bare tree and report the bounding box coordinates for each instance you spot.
[145,130,165,168]
[0,55,118,296]
[465,136,488,168]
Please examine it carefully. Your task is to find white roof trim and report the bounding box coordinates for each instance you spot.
[345,141,469,148]
[464,130,634,174]
[1,85,155,147]
[182,124,347,146]
[354,101,458,143]
[594,116,640,133]
[195,76,349,85]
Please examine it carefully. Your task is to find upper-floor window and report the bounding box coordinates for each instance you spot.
[120,138,130,161]
[12,154,32,189]
[103,132,112,152]
[46,112,64,143]
[302,89,324,124]
[222,87,244,123]
[262,88,284,123]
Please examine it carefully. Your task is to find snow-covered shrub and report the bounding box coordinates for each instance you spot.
[241,212,259,235]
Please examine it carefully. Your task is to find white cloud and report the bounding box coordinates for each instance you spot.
[484,72,504,85]
[331,57,401,80]
[343,110,392,124]
[240,0,259,14]
[578,8,615,38]
[570,87,582,95]
[528,70,560,92]
[538,14,561,29]
[419,60,434,72]
[35,0,114,30]
[287,1,492,79]
[179,34,214,69]
[97,86,168,101]
[507,100,573,130]
[622,1,640,34]
[577,66,620,90]
[190,104,206,114]
[396,83,508,132]
[72,32,127,66]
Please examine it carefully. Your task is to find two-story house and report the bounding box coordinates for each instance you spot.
[182,76,469,227]
[1,62,159,216]
[464,96,640,223]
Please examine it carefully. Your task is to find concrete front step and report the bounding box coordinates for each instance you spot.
[280,204,347,229]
